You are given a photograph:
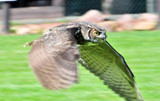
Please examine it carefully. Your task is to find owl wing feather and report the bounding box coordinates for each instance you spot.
[78,41,143,101]
[28,30,79,90]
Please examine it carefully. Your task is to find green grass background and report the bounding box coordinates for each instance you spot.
[0,31,160,101]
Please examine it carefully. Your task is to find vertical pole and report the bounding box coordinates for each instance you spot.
[156,0,160,29]
[52,0,64,6]
[2,2,10,34]
[51,0,54,6]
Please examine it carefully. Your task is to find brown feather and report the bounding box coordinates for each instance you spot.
[28,29,79,90]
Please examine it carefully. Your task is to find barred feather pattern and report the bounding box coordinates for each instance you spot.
[78,41,144,101]
[28,29,80,90]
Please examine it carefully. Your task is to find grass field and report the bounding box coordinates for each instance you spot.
[0,31,160,101]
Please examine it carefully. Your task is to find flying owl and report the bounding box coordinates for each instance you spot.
[26,21,144,101]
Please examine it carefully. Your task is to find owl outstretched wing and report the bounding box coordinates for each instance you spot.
[78,41,143,101]
[28,29,79,90]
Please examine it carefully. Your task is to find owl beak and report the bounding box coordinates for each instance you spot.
[96,33,106,40]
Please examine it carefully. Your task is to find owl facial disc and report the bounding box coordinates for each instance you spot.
[89,28,106,42]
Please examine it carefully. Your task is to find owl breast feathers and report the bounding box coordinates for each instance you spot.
[27,21,144,101]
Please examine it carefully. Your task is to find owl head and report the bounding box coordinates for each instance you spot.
[74,21,106,44]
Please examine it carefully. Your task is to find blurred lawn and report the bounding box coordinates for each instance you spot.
[0,31,160,101]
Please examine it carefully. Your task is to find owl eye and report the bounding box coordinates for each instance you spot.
[94,31,100,36]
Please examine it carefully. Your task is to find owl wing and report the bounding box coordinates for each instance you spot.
[78,41,143,101]
[28,30,79,90]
